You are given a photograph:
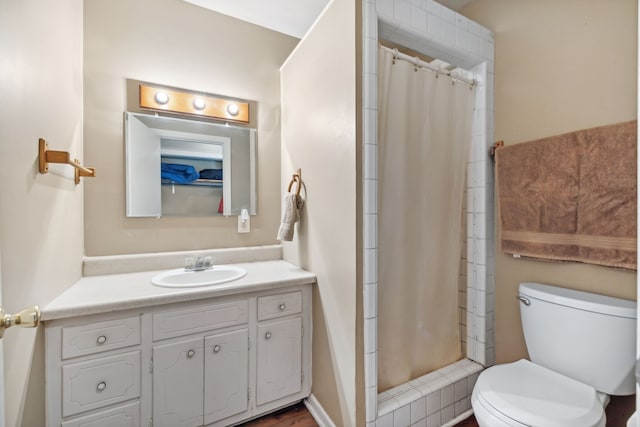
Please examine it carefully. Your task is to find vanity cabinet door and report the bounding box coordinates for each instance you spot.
[204,328,249,425]
[152,337,204,427]
[256,317,302,406]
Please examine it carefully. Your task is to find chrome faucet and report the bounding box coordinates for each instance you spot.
[185,256,213,272]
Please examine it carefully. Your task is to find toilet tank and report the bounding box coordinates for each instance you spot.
[519,282,636,395]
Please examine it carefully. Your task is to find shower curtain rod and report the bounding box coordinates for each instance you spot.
[380,44,476,86]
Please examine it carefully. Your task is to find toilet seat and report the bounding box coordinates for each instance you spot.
[472,359,605,427]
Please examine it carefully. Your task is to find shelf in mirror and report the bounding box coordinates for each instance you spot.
[161,179,223,187]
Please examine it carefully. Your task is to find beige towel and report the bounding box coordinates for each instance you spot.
[277,193,299,241]
[496,120,637,270]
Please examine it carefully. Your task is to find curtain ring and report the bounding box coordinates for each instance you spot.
[413,56,419,72]
[392,48,399,65]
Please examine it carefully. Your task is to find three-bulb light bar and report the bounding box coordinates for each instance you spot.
[139,83,250,123]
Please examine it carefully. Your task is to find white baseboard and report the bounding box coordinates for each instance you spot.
[304,394,336,427]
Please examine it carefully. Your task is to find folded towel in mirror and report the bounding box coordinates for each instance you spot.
[161,163,199,183]
[199,168,223,180]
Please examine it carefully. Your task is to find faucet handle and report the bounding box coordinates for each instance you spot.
[195,257,205,269]
[184,255,212,271]
[203,256,213,269]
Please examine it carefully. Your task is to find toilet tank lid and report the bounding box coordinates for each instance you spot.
[519,282,636,319]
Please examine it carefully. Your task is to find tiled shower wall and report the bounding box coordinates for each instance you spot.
[459,189,467,351]
[362,0,495,425]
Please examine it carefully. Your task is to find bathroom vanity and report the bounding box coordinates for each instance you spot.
[42,259,314,427]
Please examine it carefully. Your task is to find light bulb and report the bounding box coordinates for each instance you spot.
[226,103,239,116]
[154,91,169,105]
[193,98,206,110]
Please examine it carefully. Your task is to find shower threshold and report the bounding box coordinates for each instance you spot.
[376,358,483,426]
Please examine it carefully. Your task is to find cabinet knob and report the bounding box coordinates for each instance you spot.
[279,303,286,311]
[96,381,107,392]
[187,349,196,358]
[213,345,221,353]
[96,335,107,345]
[265,332,272,340]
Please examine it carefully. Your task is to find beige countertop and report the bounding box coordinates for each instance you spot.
[42,260,316,321]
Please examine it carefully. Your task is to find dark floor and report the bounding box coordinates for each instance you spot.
[453,394,636,427]
[241,401,318,427]
[242,394,636,427]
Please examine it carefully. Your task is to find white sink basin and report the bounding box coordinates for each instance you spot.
[151,265,247,288]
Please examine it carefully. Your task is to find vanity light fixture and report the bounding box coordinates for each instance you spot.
[193,97,206,111]
[139,83,250,123]
[154,91,170,105]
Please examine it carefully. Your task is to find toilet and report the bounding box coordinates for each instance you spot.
[471,282,636,427]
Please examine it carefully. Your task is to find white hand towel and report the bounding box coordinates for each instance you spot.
[277,192,299,241]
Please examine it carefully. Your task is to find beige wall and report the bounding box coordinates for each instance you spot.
[280,0,363,425]
[462,0,637,363]
[83,0,298,256]
[0,1,85,426]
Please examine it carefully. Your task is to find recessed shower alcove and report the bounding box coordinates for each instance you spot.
[361,0,495,425]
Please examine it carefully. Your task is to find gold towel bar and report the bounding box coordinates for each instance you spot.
[489,140,504,159]
[38,138,96,185]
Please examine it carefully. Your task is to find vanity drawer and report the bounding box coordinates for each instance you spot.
[62,316,141,360]
[62,350,141,418]
[257,291,302,321]
[153,299,249,341]
[61,401,140,427]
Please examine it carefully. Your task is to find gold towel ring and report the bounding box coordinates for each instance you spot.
[288,172,302,198]
[287,175,302,197]
[287,169,304,209]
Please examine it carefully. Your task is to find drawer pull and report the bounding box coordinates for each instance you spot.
[187,349,196,358]
[96,381,107,392]
[265,332,272,340]
[279,303,286,311]
[96,335,107,345]
[213,345,221,353]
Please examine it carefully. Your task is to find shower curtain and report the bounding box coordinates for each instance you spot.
[377,46,475,391]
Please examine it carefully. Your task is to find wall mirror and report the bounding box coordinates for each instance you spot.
[125,111,256,217]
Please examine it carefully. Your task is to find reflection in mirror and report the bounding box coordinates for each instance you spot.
[125,112,256,218]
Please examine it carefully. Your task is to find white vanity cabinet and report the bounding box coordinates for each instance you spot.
[45,314,145,427]
[151,298,251,427]
[45,282,312,427]
[255,291,304,406]
[152,330,251,427]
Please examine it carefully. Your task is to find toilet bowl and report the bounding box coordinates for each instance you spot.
[472,359,606,427]
[471,282,636,427]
